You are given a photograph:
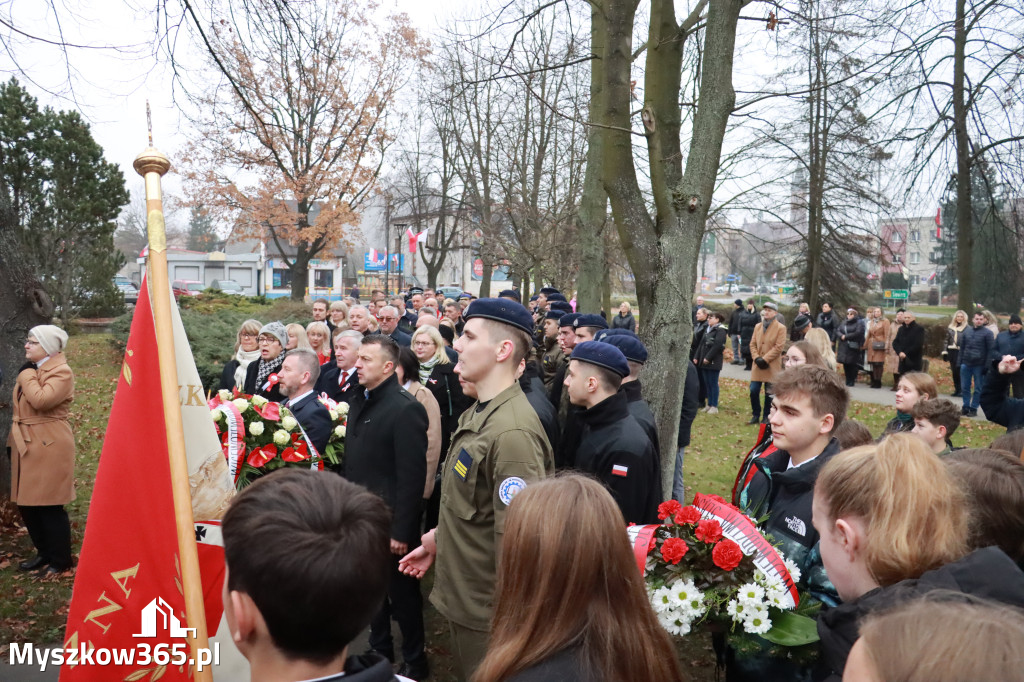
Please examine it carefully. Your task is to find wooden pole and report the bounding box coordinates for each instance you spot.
[134,141,214,682]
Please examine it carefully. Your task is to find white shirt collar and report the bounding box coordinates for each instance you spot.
[787,454,819,470]
[288,389,314,405]
[36,355,52,368]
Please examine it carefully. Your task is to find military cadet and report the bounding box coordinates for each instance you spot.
[564,341,660,524]
[399,299,554,680]
[596,331,659,454]
[572,313,608,343]
[538,310,566,390]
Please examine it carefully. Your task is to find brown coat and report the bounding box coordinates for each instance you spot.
[8,353,76,506]
[750,319,787,382]
[865,318,891,364]
[884,321,901,374]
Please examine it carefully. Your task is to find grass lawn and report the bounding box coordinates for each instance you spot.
[0,335,1005,679]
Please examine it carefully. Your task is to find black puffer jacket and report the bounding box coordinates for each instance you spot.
[424,360,473,455]
[621,379,659,454]
[734,438,841,606]
[835,317,866,365]
[960,324,994,366]
[574,392,660,524]
[697,324,728,371]
[816,547,1024,681]
[739,308,759,346]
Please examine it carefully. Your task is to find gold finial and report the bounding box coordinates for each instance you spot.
[134,101,170,177]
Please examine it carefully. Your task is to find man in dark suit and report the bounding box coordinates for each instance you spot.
[345,335,430,680]
[316,330,364,406]
[278,349,332,457]
[378,305,412,347]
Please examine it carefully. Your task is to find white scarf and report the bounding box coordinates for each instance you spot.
[233,347,262,389]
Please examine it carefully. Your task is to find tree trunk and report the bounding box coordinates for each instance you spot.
[290,246,310,300]
[576,0,608,316]
[602,0,741,497]
[952,0,973,310]
[479,260,493,298]
[602,267,612,318]
[0,199,54,505]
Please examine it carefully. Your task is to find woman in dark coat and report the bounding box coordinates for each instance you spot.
[739,300,759,370]
[835,308,866,387]
[697,310,728,414]
[611,301,636,332]
[219,318,263,391]
[243,321,288,402]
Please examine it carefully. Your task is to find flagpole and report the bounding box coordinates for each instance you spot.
[134,124,214,682]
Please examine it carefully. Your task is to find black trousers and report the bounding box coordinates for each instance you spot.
[842,363,860,386]
[19,505,72,569]
[369,555,426,666]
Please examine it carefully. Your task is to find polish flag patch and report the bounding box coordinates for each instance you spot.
[612,464,629,477]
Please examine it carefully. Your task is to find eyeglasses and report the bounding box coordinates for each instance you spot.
[258,336,280,345]
[25,340,40,346]
[380,316,398,322]
[413,340,436,347]
[240,332,256,339]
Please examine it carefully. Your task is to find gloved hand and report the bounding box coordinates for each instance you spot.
[754,357,769,370]
[18,361,36,374]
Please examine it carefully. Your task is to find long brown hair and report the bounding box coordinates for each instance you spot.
[473,475,685,682]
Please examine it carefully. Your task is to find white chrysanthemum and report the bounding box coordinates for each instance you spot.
[737,583,765,605]
[251,395,268,407]
[329,409,339,421]
[248,421,265,436]
[232,398,250,413]
[334,425,346,438]
[337,402,350,417]
[281,415,298,431]
[217,389,232,401]
[726,599,748,621]
[765,586,789,608]
[273,430,290,446]
[784,558,802,584]
[742,611,773,635]
[671,581,705,616]
[210,408,223,423]
[650,586,676,613]
[658,611,693,637]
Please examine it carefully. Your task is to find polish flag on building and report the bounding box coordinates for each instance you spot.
[61,276,244,680]
[407,227,428,254]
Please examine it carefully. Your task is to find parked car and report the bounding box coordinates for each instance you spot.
[736,284,754,293]
[172,280,205,298]
[437,286,465,300]
[113,276,139,305]
[210,279,244,295]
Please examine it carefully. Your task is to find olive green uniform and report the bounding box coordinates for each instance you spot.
[539,337,565,390]
[430,381,554,676]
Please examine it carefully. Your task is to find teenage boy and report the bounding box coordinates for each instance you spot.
[733,364,848,604]
[221,469,413,682]
[912,398,962,456]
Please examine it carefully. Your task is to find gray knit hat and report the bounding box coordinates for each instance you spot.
[259,321,288,346]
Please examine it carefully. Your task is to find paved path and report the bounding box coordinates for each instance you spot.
[720,362,988,419]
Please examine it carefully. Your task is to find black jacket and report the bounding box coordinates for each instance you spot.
[995,328,1024,362]
[343,374,428,546]
[286,391,332,457]
[734,438,841,606]
[306,653,408,681]
[691,320,708,361]
[835,317,866,365]
[243,359,286,402]
[891,321,925,372]
[816,547,1024,681]
[507,648,590,682]
[960,324,994,366]
[677,364,700,448]
[424,360,473,455]
[816,311,837,341]
[219,359,240,391]
[981,365,1024,432]
[621,380,659,454]
[697,324,728,371]
[520,364,560,453]
[739,308,759,346]
[315,365,364,407]
[611,311,636,332]
[729,306,744,337]
[385,328,412,348]
[574,392,660,524]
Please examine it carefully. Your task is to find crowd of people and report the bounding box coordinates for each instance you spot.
[11,283,1024,682]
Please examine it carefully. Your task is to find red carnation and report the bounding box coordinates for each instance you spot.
[675,506,702,525]
[660,537,689,565]
[712,539,744,571]
[695,519,723,543]
[658,500,683,521]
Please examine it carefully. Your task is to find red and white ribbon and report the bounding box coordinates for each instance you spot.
[218,400,246,484]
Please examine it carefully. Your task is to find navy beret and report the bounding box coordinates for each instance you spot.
[458,292,473,299]
[547,292,568,303]
[540,287,560,296]
[463,298,534,335]
[598,334,647,364]
[559,312,583,328]
[573,313,609,330]
[544,310,563,321]
[529,294,540,302]
[498,289,521,302]
[549,301,573,314]
[571,341,629,377]
[595,328,638,342]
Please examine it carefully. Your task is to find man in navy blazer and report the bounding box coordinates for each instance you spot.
[317,330,365,407]
[379,305,413,347]
[278,349,332,458]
